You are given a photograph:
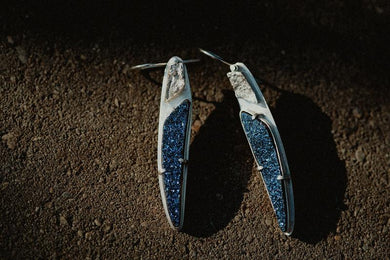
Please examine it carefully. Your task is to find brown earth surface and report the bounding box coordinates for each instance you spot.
[1,1,390,259]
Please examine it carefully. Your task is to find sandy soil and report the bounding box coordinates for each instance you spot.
[1,1,389,259]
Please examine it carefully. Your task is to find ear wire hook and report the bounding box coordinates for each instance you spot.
[199,48,287,93]
[199,48,233,66]
[130,59,200,71]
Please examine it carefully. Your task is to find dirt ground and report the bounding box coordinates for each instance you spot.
[1,1,390,259]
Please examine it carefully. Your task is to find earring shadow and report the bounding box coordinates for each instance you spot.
[272,91,347,243]
[183,90,252,237]
[140,69,163,86]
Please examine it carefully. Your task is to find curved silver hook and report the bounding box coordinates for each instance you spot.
[130,59,200,71]
[199,48,233,66]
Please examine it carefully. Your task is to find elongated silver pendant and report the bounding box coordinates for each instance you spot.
[157,57,192,230]
[131,57,198,230]
[200,49,295,235]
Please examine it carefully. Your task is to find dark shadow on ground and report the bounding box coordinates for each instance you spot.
[272,91,347,243]
[183,87,347,240]
[183,90,252,237]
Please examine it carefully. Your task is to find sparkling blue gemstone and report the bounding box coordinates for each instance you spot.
[161,100,190,227]
[241,112,287,232]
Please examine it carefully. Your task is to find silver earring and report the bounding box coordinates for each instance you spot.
[131,57,198,230]
[200,49,295,235]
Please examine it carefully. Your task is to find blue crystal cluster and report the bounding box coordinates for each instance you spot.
[161,100,190,227]
[241,112,287,232]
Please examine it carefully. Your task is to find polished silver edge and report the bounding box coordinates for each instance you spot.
[157,56,192,231]
[231,63,295,235]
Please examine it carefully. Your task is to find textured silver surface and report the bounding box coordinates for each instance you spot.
[227,71,257,103]
[165,61,185,101]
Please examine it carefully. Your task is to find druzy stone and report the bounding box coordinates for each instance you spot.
[240,112,287,232]
[162,100,190,227]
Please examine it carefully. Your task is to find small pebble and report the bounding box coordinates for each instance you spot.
[355,148,365,162]
[2,132,17,150]
[353,108,362,118]
[199,114,207,122]
[334,235,341,241]
[122,64,130,74]
[141,221,148,227]
[1,182,9,191]
[109,160,118,171]
[60,215,69,226]
[375,6,384,14]
[61,191,71,199]
[94,219,102,226]
[215,91,224,102]
[336,226,341,233]
[15,46,27,64]
[85,231,93,240]
[77,230,83,237]
[7,36,14,44]
[191,120,202,132]
[80,54,87,60]
[265,219,272,226]
[103,223,112,233]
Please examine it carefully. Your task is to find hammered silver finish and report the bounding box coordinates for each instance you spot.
[165,61,185,101]
[227,71,258,103]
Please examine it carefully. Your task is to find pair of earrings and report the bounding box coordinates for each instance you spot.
[131,49,295,235]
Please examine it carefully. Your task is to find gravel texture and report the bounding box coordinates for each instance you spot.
[1,1,389,259]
